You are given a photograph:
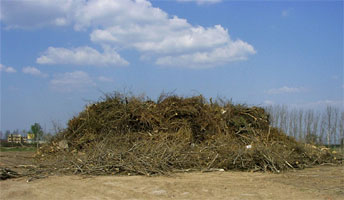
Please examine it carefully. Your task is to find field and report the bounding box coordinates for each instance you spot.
[0,147,36,152]
[0,151,343,200]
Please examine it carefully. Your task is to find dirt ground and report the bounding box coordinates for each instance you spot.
[0,151,343,200]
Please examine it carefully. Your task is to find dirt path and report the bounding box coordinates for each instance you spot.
[0,152,343,200]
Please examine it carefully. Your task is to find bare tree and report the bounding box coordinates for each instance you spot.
[304,110,313,138]
[326,106,333,145]
[331,108,339,145]
[280,105,289,134]
[312,112,320,143]
[319,114,327,145]
[51,120,65,135]
[298,109,304,141]
[272,105,280,128]
[290,109,299,139]
[340,111,344,150]
[266,104,342,145]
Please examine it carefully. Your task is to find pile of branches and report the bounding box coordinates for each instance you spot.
[37,92,341,175]
[0,168,20,180]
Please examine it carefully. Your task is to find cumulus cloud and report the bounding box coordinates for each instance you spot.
[37,46,129,66]
[177,0,222,5]
[3,0,255,68]
[89,22,235,57]
[50,71,95,92]
[73,0,168,31]
[266,86,305,95]
[0,0,79,29]
[22,66,48,77]
[0,64,17,73]
[155,40,256,68]
[84,0,255,68]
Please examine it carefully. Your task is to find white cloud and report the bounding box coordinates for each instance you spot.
[0,0,78,29]
[37,46,129,66]
[85,0,255,68]
[155,40,256,68]
[3,0,255,68]
[0,64,17,73]
[97,76,113,82]
[177,0,222,5]
[22,66,48,78]
[50,71,95,92]
[266,86,305,95]
[73,0,168,31]
[90,22,233,55]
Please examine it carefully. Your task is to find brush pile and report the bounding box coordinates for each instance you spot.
[0,168,20,180]
[37,92,341,175]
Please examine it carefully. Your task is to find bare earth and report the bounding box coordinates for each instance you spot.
[0,151,343,200]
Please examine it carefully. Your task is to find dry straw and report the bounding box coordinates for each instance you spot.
[37,92,341,176]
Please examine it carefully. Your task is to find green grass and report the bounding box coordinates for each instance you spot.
[0,146,37,152]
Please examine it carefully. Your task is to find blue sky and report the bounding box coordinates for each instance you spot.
[1,0,343,132]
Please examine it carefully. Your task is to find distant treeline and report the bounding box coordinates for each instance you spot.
[265,105,343,145]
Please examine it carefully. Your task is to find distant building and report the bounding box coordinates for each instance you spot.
[27,133,35,143]
[7,134,27,144]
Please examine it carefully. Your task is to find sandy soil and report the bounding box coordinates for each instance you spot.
[0,151,343,200]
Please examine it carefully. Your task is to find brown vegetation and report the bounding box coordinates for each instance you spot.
[36,93,341,176]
